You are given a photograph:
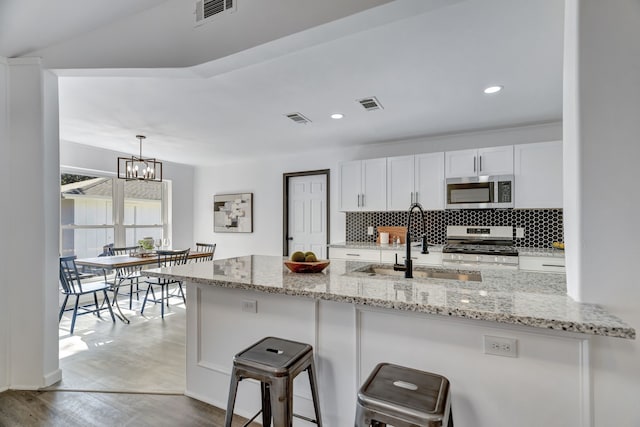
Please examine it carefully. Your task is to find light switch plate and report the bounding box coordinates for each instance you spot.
[367,226,374,235]
[516,228,525,238]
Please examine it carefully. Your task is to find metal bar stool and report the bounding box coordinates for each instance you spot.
[355,363,453,427]
[224,336,323,427]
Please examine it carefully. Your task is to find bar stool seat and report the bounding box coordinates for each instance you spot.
[224,336,323,427]
[355,363,453,427]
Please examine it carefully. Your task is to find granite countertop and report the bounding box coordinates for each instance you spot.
[517,247,565,257]
[146,255,633,339]
[330,242,564,258]
[329,242,444,252]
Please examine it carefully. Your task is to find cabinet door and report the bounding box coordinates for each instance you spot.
[477,145,514,175]
[387,155,415,211]
[330,247,380,262]
[445,149,477,178]
[514,141,563,208]
[361,158,387,211]
[338,160,362,211]
[415,152,445,210]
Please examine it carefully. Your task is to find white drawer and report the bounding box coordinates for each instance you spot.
[329,247,380,262]
[519,256,566,273]
[380,250,442,266]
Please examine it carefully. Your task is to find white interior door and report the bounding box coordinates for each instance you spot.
[288,174,327,259]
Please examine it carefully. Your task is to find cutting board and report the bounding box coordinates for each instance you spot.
[376,226,408,244]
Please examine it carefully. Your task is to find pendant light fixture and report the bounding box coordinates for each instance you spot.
[117,135,163,182]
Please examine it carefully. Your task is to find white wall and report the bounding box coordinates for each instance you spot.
[0,58,8,392]
[564,1,640,426]
[193,122,561,259]
[60,140,195,250]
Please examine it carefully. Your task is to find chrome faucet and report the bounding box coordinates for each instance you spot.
[393,202,428,278]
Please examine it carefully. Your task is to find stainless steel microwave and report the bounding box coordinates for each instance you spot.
[445,175,514,209]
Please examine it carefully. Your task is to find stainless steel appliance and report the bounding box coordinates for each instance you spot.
[442,225,518,268]
[445,175,514,209]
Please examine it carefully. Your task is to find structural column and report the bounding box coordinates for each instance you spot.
[4,58,60,389]
[563,1,640,425]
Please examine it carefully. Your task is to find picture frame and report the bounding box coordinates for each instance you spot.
[213,193,253,233]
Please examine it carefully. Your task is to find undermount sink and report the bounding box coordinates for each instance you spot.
[354,265,482,282]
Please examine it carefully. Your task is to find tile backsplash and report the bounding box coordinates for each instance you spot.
[345,209,563,248]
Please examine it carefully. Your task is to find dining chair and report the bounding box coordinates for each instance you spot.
[141,249,190,318]
[108,245,143,309]
[59,255,115,334]
[193,242,216,262]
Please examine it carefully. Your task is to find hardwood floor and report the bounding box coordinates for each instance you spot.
[0,390,251,427]
[0,288,256,426]
[52,289,187,393]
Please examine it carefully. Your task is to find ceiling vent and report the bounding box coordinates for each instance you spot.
[195,0,235,26]
[285,113,311,125]
[357,96,383,111]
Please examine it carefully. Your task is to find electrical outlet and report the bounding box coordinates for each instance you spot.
[484,335,517,357]
[367,226,374,235]
[516,228,525,238]
[241,300,257,313]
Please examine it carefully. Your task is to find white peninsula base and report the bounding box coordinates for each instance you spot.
[185,284,590,427]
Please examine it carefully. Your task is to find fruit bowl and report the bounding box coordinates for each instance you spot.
[284,260,330,273]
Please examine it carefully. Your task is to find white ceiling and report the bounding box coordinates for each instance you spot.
[4,0,565,166]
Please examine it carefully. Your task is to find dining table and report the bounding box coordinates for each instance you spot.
[75,250,213,323]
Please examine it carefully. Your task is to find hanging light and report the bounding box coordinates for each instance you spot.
[117,135,163,182]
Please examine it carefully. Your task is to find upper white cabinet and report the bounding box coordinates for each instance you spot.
[387,155,415,211]
[387,153,445,211]
[445,146,514,178]
[415,153,445,210]
[339,159,387,211]
[514,141,563,208]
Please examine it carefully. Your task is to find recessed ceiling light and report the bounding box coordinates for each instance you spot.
[331,113,344,119]
[483,85,503,94]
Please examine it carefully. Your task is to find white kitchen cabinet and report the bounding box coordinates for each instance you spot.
[329,247,380,262]
[514,140,563,208]
[380,249,442,266]
[414,152,445,210]
[387,152,444,211]
[519,255,565,273]
[339,159,387,211]
[445,146,514,178]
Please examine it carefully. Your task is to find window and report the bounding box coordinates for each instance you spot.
[123,180,163,247]
[60,173,169,257]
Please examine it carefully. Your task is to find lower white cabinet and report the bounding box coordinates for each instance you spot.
[329,247,380,262]
[380,249,442,266]
[519,255,566,273]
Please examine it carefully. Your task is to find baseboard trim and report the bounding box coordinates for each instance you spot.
[43,369,62,388]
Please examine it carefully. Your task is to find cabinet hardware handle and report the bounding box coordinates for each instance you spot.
[479,155,483,172]
[473,156,477,173]
[415,191,419,203]
[346,253,361,257]
[410,192,414,203]
[542,264,565,268]
[361,194,365,207]
[357,194,360,207]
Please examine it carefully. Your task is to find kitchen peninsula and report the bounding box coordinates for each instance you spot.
[147,256,633,426]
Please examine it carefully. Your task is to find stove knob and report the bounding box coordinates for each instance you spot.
[494,256,499,262]
[476,255,480,262]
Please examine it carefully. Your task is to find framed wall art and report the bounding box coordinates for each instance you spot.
[213,193,253,233]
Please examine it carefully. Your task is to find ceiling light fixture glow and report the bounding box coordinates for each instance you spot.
[331,113,344,119]
[483,85,503,94]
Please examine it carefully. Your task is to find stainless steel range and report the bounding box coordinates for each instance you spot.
[442,226,518,268]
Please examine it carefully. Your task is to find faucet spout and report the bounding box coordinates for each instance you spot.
[405,202,428,279]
